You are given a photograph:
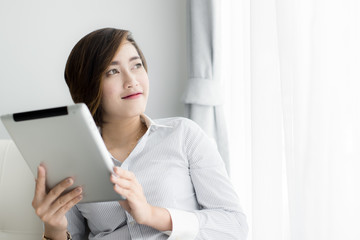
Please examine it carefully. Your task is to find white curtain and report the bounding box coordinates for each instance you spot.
[222,0,360,240]
[184,0,231,173]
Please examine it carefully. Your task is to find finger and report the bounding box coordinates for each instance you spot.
[47,187,82,216]
[43,177,74,207]
[114,167,137,182]
[114,184,132,198]
[33,165,47,205]
[111,175,134,190]
[51,193,83,220]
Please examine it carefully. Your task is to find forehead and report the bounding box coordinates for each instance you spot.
[112,41,139,60]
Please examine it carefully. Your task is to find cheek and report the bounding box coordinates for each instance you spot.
[103,88,115,97]
[103,83,119,98]
[101,84,121,110]
[140,74,150,92]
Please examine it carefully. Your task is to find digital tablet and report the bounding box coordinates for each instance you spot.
[1,103,125,203]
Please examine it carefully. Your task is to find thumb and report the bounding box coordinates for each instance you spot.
[119,200,131,213]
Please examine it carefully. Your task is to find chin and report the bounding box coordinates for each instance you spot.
[123,107,146,118]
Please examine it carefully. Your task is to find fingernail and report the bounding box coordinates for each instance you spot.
[76,187,82,193]
[67,178,73,184]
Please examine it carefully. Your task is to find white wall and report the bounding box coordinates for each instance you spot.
[0,0,187,138]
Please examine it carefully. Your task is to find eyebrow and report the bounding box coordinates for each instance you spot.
[109,56,140,66]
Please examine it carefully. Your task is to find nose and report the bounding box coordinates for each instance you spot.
[123,72,139,89]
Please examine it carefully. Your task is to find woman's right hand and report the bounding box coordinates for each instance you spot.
[32,165,83,238]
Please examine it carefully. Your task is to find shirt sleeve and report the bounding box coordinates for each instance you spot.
[66,205,89,240]
[164,208,199,239]
[184,119,249,240]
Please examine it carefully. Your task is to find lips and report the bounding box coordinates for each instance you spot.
[121,92,143,99]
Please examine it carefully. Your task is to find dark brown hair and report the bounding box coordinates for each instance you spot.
[64,28,148,126]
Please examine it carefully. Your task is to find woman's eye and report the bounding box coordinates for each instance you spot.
[133,63,142,69]
[106,69,119,75]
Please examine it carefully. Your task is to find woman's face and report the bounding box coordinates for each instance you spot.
[101,41,149,122]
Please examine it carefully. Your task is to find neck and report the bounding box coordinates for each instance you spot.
[101,115,145,150]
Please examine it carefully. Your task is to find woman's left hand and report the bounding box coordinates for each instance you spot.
[110,167,152,225]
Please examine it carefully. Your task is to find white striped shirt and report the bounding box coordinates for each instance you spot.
[66,115,248,239]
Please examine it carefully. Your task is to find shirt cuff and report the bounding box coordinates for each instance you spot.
[164,208,199,240]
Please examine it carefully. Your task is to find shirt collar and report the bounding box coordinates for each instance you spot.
[98,114,172,134]
[140,113,173,130]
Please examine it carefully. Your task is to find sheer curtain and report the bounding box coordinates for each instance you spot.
[222,0,360,240]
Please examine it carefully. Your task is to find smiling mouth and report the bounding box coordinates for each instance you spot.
[121,93,143,99]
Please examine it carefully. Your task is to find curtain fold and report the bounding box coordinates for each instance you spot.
[184,0,230,172]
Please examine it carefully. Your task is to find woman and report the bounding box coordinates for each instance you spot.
[32,28,248,240]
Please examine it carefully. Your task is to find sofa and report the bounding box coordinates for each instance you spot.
[0,139,43,240]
